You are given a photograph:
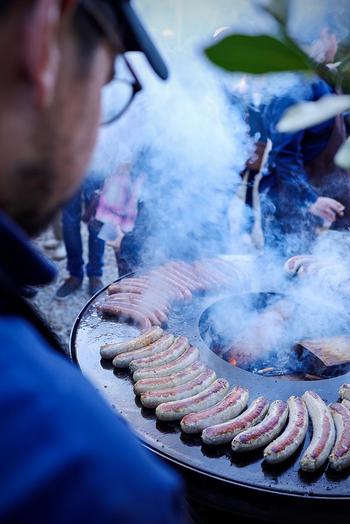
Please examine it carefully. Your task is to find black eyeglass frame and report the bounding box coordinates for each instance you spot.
[79,0,143,125]
[102,56,142,125]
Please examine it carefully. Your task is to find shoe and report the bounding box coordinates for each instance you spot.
[55,276,83,300]
[88,277,104,297]
[51,243,66,261]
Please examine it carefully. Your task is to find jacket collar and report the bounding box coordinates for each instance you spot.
[0,211,57,290]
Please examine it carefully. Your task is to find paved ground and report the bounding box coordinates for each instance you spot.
[31,226,118,352]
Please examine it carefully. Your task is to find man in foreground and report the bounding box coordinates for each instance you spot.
[0,1,183,522]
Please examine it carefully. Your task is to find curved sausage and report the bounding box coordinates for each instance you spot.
[329,402,350,471]
[100,326,163,359]
[143,273,183,300]
[264,396,308,464]
[108,280,176,303]
[107,279,149,294]
[134,361,206,395]
[198,259,235,285]
[169,261,208,289]
[148,272,191,301]
[156,379,229,421]
[232,400,288,452]
[192,262,223,287]
[180,385,249,434]
[109,291,170,309]
[160,266,199,292]
[111,334,175,368]
[132,346,200,381]
[129,336,189,371]
[96,303,153,330]
[140,368,217,409]
[210,259,244,287]
[201,397,269,446]
[107,294,169,323]
[99,300,161,326]
[300,391,335,472]
[163,263,203,291]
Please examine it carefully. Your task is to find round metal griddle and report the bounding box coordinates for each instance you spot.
[70,277,350,522]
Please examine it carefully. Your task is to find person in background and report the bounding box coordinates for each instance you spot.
[96,161,144,268]
[0,1,183,523]
[260,81,348,256]
[259,30,350,256]
[55,174,105,299]
[117,147,233,276]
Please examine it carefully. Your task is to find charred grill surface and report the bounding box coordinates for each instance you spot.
[71,275,350,523]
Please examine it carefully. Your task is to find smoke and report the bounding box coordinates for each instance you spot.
[93,48,252,266]
[91,1,350,377]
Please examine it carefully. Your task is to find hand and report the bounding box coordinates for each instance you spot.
[309,197,345,223]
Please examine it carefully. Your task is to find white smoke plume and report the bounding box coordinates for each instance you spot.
[91,0,350,378]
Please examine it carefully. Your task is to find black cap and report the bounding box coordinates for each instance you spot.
[115,1,169,80]
[82,0,169,80]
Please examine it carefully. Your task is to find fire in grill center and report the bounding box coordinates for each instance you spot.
[199,293,350,380]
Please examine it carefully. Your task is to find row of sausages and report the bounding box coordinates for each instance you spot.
[96,258,248,329]
[100,327,350,473]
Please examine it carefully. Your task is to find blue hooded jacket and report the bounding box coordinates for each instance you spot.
[0,211,183,524]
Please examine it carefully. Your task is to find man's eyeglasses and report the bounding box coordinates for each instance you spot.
[101,55,142,126]
[80,0,143,125]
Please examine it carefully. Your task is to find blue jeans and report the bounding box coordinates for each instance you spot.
[62,180,105,279]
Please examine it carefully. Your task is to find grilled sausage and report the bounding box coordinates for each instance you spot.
[201,397,269,446]
[106,295,169,323]
[169,261,208,290]
[264,396,308,464]
[97,303,153,329]
[149,270,187,300]
[99,300,162,326]
[132,346,200,381]
[111,334,175,367]
[155,379,229,421]
[339,384,350,401]
[107,284,145,295]
[300,391,335,472]
[108,279,149,294]
[100,326,163,359]
[191,262,222,288]
[134,361,206,395]
[108,281,176,303]
[180,385,249,434]
[163,264,202,291]
[231,400,288,452]
[129,336,189,371]
[329,402,350,471]
[140,368,217,408]
[156,268,193,299]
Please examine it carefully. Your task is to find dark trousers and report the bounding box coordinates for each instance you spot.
[62,182,105,279]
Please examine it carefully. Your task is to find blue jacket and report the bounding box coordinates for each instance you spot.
[0,211,183,523]
[261,79,335,206]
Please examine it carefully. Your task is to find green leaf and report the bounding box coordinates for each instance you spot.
[277,95,350,133]
[204,34,313,74]
[335,137,350,169]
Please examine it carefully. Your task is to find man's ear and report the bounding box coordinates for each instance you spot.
[23,0,76,108]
